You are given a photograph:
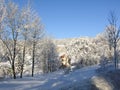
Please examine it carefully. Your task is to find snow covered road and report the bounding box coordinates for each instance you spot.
[0,65,99,90]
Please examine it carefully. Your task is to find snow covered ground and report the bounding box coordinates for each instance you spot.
[0,65,99,90]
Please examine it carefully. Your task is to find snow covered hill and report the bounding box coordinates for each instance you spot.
[0,65,99,90]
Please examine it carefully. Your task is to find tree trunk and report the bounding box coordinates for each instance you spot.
[32,41,36,77]
[12,40,16,79]
[109,45,112,61]
[12,60,16,79]
[20,43,26,78]
[114,44,117,69]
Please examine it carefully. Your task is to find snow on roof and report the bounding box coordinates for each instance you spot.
[59,52,66,57]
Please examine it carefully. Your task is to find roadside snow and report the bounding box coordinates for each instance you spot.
[0,65,99,90]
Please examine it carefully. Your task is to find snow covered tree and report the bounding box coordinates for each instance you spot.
[0,0,6,24]
[19,5,32,78]
[105,12,120,69]
[0,0,45,78]
[0,1,23,79]
[26,9,44,77]
[39,38,59,73]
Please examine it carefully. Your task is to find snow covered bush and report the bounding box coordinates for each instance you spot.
[37,38,60,73]
[0,62,12,78]
[0,68,5,79]
[64,37,101,68]
[54,34,116,71]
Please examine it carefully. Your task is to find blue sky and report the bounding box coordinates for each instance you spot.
[14,0,120,39]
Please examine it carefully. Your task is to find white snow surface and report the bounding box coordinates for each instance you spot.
[0,65,99,90]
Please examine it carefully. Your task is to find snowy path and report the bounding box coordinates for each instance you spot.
[0,65,99,90]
